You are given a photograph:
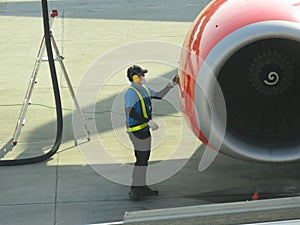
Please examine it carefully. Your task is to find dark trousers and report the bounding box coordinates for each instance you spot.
[128,130,151,187]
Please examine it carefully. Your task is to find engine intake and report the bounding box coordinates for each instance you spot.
[218,38,300,149]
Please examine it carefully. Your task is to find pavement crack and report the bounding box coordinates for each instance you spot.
[54,156,59,225]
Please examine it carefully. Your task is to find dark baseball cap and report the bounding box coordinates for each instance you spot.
[128,65,148,77]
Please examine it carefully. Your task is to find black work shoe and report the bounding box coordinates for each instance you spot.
[129,187,141,201]
[140,186,159,196]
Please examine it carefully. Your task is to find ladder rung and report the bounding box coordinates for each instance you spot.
[41,55,61,62]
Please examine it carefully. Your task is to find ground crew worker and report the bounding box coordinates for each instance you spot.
[124,65,179,200]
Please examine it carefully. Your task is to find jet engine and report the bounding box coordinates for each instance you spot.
[179,0,300,162]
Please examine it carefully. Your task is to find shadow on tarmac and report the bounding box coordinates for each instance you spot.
[0,0,211,22]
[0,69,178,160]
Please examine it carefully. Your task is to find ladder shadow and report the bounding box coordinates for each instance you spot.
[0,138,14,159]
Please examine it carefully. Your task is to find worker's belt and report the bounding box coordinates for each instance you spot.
[127,122,148,132]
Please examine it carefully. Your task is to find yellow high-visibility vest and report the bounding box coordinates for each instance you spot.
[127,85,151,132]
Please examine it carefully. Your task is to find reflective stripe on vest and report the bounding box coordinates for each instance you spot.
[127,85,151,132]
[127,122,148,132]
[143,85,151,98]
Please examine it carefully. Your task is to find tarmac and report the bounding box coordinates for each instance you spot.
[0,0,299,225]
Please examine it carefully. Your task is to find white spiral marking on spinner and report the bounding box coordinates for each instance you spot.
[264,72,280,86]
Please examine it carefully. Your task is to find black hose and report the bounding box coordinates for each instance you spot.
[0,0,63,166]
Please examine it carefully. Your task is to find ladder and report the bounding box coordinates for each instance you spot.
[12,9,90,146]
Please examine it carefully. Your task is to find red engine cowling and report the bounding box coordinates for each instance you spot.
[179,0,300,162]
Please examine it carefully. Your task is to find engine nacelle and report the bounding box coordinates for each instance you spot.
[179,0,300,162]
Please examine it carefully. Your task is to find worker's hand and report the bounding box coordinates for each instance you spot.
[148,120,159,131]
[169,74,179,87]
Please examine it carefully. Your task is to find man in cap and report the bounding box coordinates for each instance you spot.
[124,65,179,200]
